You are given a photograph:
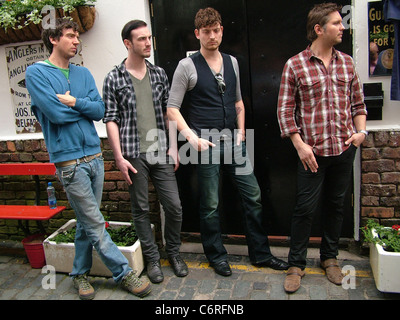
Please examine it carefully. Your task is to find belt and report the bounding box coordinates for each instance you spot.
[55,152,102,168]
[218,134,232,141]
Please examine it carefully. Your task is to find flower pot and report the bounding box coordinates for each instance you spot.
[55,6,96,33]
[0,5,96,45]
[43,219,151,277]
[22,233,46,269]
[369,229,400,293]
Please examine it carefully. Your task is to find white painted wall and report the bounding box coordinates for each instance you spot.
[353,0,400,131]
[0,0,152,141]
[0,0,399,142]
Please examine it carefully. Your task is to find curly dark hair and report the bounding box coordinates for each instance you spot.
[42,18,79,54]
[194,7,222,30]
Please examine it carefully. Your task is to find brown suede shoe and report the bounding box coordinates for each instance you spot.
[320,258,343,285]
[284,267,305,293]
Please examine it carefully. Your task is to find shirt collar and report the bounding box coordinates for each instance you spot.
[117,58,155,73]
[306,44,339,62]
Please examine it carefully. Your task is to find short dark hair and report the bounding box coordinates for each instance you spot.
[306,3,342,42]
[121,20,147,42]
[42,18,79,54]
[194,7,222,30]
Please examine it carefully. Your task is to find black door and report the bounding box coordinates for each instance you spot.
[150,0,354,237]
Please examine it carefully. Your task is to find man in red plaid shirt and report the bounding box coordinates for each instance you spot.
[277,3,367,293]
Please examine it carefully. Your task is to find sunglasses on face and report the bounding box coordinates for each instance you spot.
[214,73,226,94]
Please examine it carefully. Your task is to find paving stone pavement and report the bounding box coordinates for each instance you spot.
[1,245,400,302]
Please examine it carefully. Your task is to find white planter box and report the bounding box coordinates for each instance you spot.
[369,229,400,293]
[43,219,149,277]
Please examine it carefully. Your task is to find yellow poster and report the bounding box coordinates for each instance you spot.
[369,1,395,76]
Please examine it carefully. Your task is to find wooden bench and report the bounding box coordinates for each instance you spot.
[0,163,66,235]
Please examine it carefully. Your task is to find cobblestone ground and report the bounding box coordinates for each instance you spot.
[1,252,399,301]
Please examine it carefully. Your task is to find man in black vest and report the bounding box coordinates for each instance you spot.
[167,7,289,276]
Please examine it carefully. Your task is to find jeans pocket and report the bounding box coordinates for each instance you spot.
[57,164,77,187]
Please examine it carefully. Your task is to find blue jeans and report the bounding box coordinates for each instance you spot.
[56,156,132,283]
[288,144,357,269]
[197,141,273,264]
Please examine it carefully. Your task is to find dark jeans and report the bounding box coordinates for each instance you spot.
[128,153,183,262]
[288,144,357,269]
[197,141,273,265]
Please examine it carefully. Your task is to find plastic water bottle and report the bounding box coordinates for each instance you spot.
[47,182,57,209]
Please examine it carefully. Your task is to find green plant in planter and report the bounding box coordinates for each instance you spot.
[361,219,400,253]
[0,0,97,30]
[53,221,138,247]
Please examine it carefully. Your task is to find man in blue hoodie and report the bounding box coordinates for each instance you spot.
[25,18,151,300]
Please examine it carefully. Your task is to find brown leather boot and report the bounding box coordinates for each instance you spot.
[121,270,151,297]
[284,267,305,293]
[320,258,344,285]
[73,273,95,300]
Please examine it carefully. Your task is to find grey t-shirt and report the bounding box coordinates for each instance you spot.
[167,53,242,110]
[130,70,159,153]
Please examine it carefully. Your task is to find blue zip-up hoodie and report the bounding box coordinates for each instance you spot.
[26,62,104,163]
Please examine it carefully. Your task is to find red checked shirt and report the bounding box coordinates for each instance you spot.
[277,46,367,157]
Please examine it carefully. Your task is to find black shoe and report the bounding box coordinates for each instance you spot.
[211,261,232,276]
[254,257,289,270]
[147,260,164,283]
[168,255,189,277]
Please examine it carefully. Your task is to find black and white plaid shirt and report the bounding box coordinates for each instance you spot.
[103,59,169,159]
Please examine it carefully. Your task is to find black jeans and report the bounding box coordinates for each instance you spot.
[288,144,357,269]
[128,153,183,262]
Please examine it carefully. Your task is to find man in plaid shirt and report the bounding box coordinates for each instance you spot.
[277,3,367,293]
[103,20,188,285]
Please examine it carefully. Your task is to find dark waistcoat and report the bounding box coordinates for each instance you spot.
[187,51,237,137]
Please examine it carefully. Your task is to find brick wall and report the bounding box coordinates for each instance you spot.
[0,138,161,242]
[361,131,400,229]
[2,131,400,243]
